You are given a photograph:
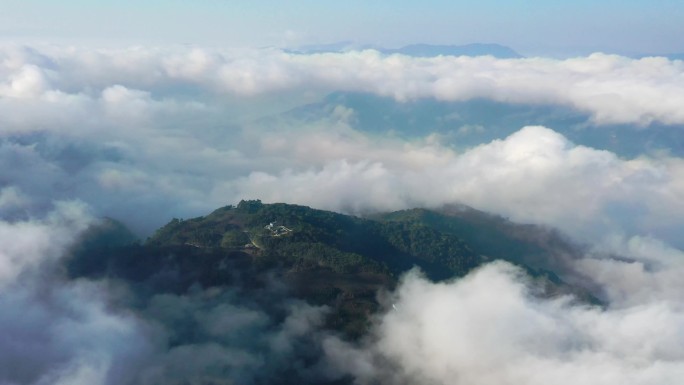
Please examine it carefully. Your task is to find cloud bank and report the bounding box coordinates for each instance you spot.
[0,44,683,245]
[2,45,684,128]
[2,44,684,384]
[230,125,684,250]
[323,261,684,385]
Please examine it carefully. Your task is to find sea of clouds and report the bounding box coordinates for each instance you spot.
[1,45,684,384]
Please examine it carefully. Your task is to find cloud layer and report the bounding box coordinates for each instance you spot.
[1,42,683,244]
[2,45,684,128]
[229,125,684,251]
[2,44,684,384]
[323,261,684,385]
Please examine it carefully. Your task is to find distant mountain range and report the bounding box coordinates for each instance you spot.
[633,53,684,60]
[271,92,684,158]
[286,42,684,61]
[286,42,523,58]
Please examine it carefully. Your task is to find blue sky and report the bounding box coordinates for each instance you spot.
[2,1,683,55]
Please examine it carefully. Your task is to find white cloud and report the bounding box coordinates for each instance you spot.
[228,125,684,250]
[575,235,684,307]
[0,200,331,385]
[2,45,684,127]
[0,64,50,98]
[1,43,684,385]
[1,45,683,286]
[323,262,684,385]
[0,202,155,385]
[0,186,29,213]
[0,200,92,287]
[1,46,682,238]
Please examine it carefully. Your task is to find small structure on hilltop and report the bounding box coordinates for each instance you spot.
[264,221,293,237]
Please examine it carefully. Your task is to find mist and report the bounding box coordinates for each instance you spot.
[1,44,684,384]
[323,262,684,385]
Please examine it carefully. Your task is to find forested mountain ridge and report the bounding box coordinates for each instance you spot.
[67,200,593,338]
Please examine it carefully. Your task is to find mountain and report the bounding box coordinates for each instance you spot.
[62,200,602,383]
[275,92,684,158]
[67,200,595,339]
[287,42,522,58]
[382,43,522,58]
[633,53,684,61]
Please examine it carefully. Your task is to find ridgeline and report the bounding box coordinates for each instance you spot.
[67,200,593,338]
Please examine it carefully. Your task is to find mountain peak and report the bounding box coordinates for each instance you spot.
[287,42,522,58]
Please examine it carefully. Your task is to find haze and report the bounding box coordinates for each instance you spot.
[2,0,683,56]
[1,2,684,384]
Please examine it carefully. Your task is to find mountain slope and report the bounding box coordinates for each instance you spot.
[67,200,593,338]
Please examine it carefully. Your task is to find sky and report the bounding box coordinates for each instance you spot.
[2,2,684,384]
[2,0,684,55]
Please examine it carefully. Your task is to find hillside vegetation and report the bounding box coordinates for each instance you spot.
[67,200,591,338]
